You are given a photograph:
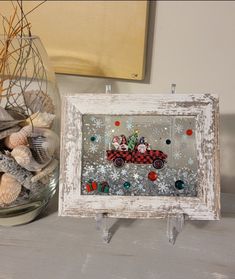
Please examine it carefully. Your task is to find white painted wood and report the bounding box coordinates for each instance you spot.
[59,94,220,220]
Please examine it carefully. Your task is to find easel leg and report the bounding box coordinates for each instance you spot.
[167,214,185,245]
[95,213,112,243]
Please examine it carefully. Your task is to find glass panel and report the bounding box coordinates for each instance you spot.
[81,115,197,197]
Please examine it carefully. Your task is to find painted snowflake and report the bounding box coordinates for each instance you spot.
[98,165,106,174]
[133,173,140,180]
[89,143,98,153]
[93,118,103,128]
[174,151,182,160]
[84,165,95,173]
[126,120,134,131]
[111,171,119,181]
[175,123,183,134]
[157,182,169,193]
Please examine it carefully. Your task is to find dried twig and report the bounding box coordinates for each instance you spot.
[0,0,48,116]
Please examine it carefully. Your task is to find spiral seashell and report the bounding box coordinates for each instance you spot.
[11,145,46,172]
[4,125,32,149]
[28,128,59,164]
[0,173,22,205]
[22,112,56,128]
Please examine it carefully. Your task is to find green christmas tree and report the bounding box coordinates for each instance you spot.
[128,130,139,150]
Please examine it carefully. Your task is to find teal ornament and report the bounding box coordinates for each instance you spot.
[175,180,185,190]
[123,181,131,189]
[90,136,96,142]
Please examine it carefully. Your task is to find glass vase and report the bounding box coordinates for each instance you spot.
[0,35,60,226]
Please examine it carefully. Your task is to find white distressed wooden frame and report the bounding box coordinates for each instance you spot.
[59,94,220,220]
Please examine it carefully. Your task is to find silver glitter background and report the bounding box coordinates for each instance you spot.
[81,115,198,197]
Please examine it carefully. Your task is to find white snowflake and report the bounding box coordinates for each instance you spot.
[188,158,194,165]
[174,151,182,160]
[98,165,106,174]
[175,123,183,134]
[111,171,119,181]
[121,169,128,176]
[158,182,169,193]
[84,165,95,173]
[133,173,139,180]
[92,118,103,128]
[126,120,134,131]
[89,144,98,153]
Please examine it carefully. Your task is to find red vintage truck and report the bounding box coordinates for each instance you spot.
[106,149,167,169]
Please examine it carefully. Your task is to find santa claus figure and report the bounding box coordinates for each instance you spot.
[118,135,128,151]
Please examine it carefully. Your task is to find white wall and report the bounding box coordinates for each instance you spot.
[57,1,235,193]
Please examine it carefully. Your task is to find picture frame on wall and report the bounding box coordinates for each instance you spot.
[59,94,220,220]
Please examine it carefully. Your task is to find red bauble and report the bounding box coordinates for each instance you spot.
[186,129,193,136]
[114,121,120,126]
[148,171,158,181]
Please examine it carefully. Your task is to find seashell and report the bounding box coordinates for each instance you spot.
[4,125,32,149]
[22,112,55,128]
[0,151,43,192]
[0,173,22,205]
[0,126,21,140]
[28,128,59,164]
[23,90,55,114]
[11,145,46,172]
[31,159,58,183]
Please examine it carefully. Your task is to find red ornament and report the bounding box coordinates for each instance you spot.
[115,121,121,126]
[148,171,158,181]
[186,129,193,136]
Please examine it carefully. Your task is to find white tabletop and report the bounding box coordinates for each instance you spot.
[0,193,234,279]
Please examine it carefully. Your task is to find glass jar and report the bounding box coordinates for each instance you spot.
[0,35,60,226]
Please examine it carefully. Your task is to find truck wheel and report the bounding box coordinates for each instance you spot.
[153,159,164,169]
[113,157,125,168]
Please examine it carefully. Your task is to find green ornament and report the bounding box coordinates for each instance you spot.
[175,180,185,190]
[90,136,96,142]
[123,181,131,189]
